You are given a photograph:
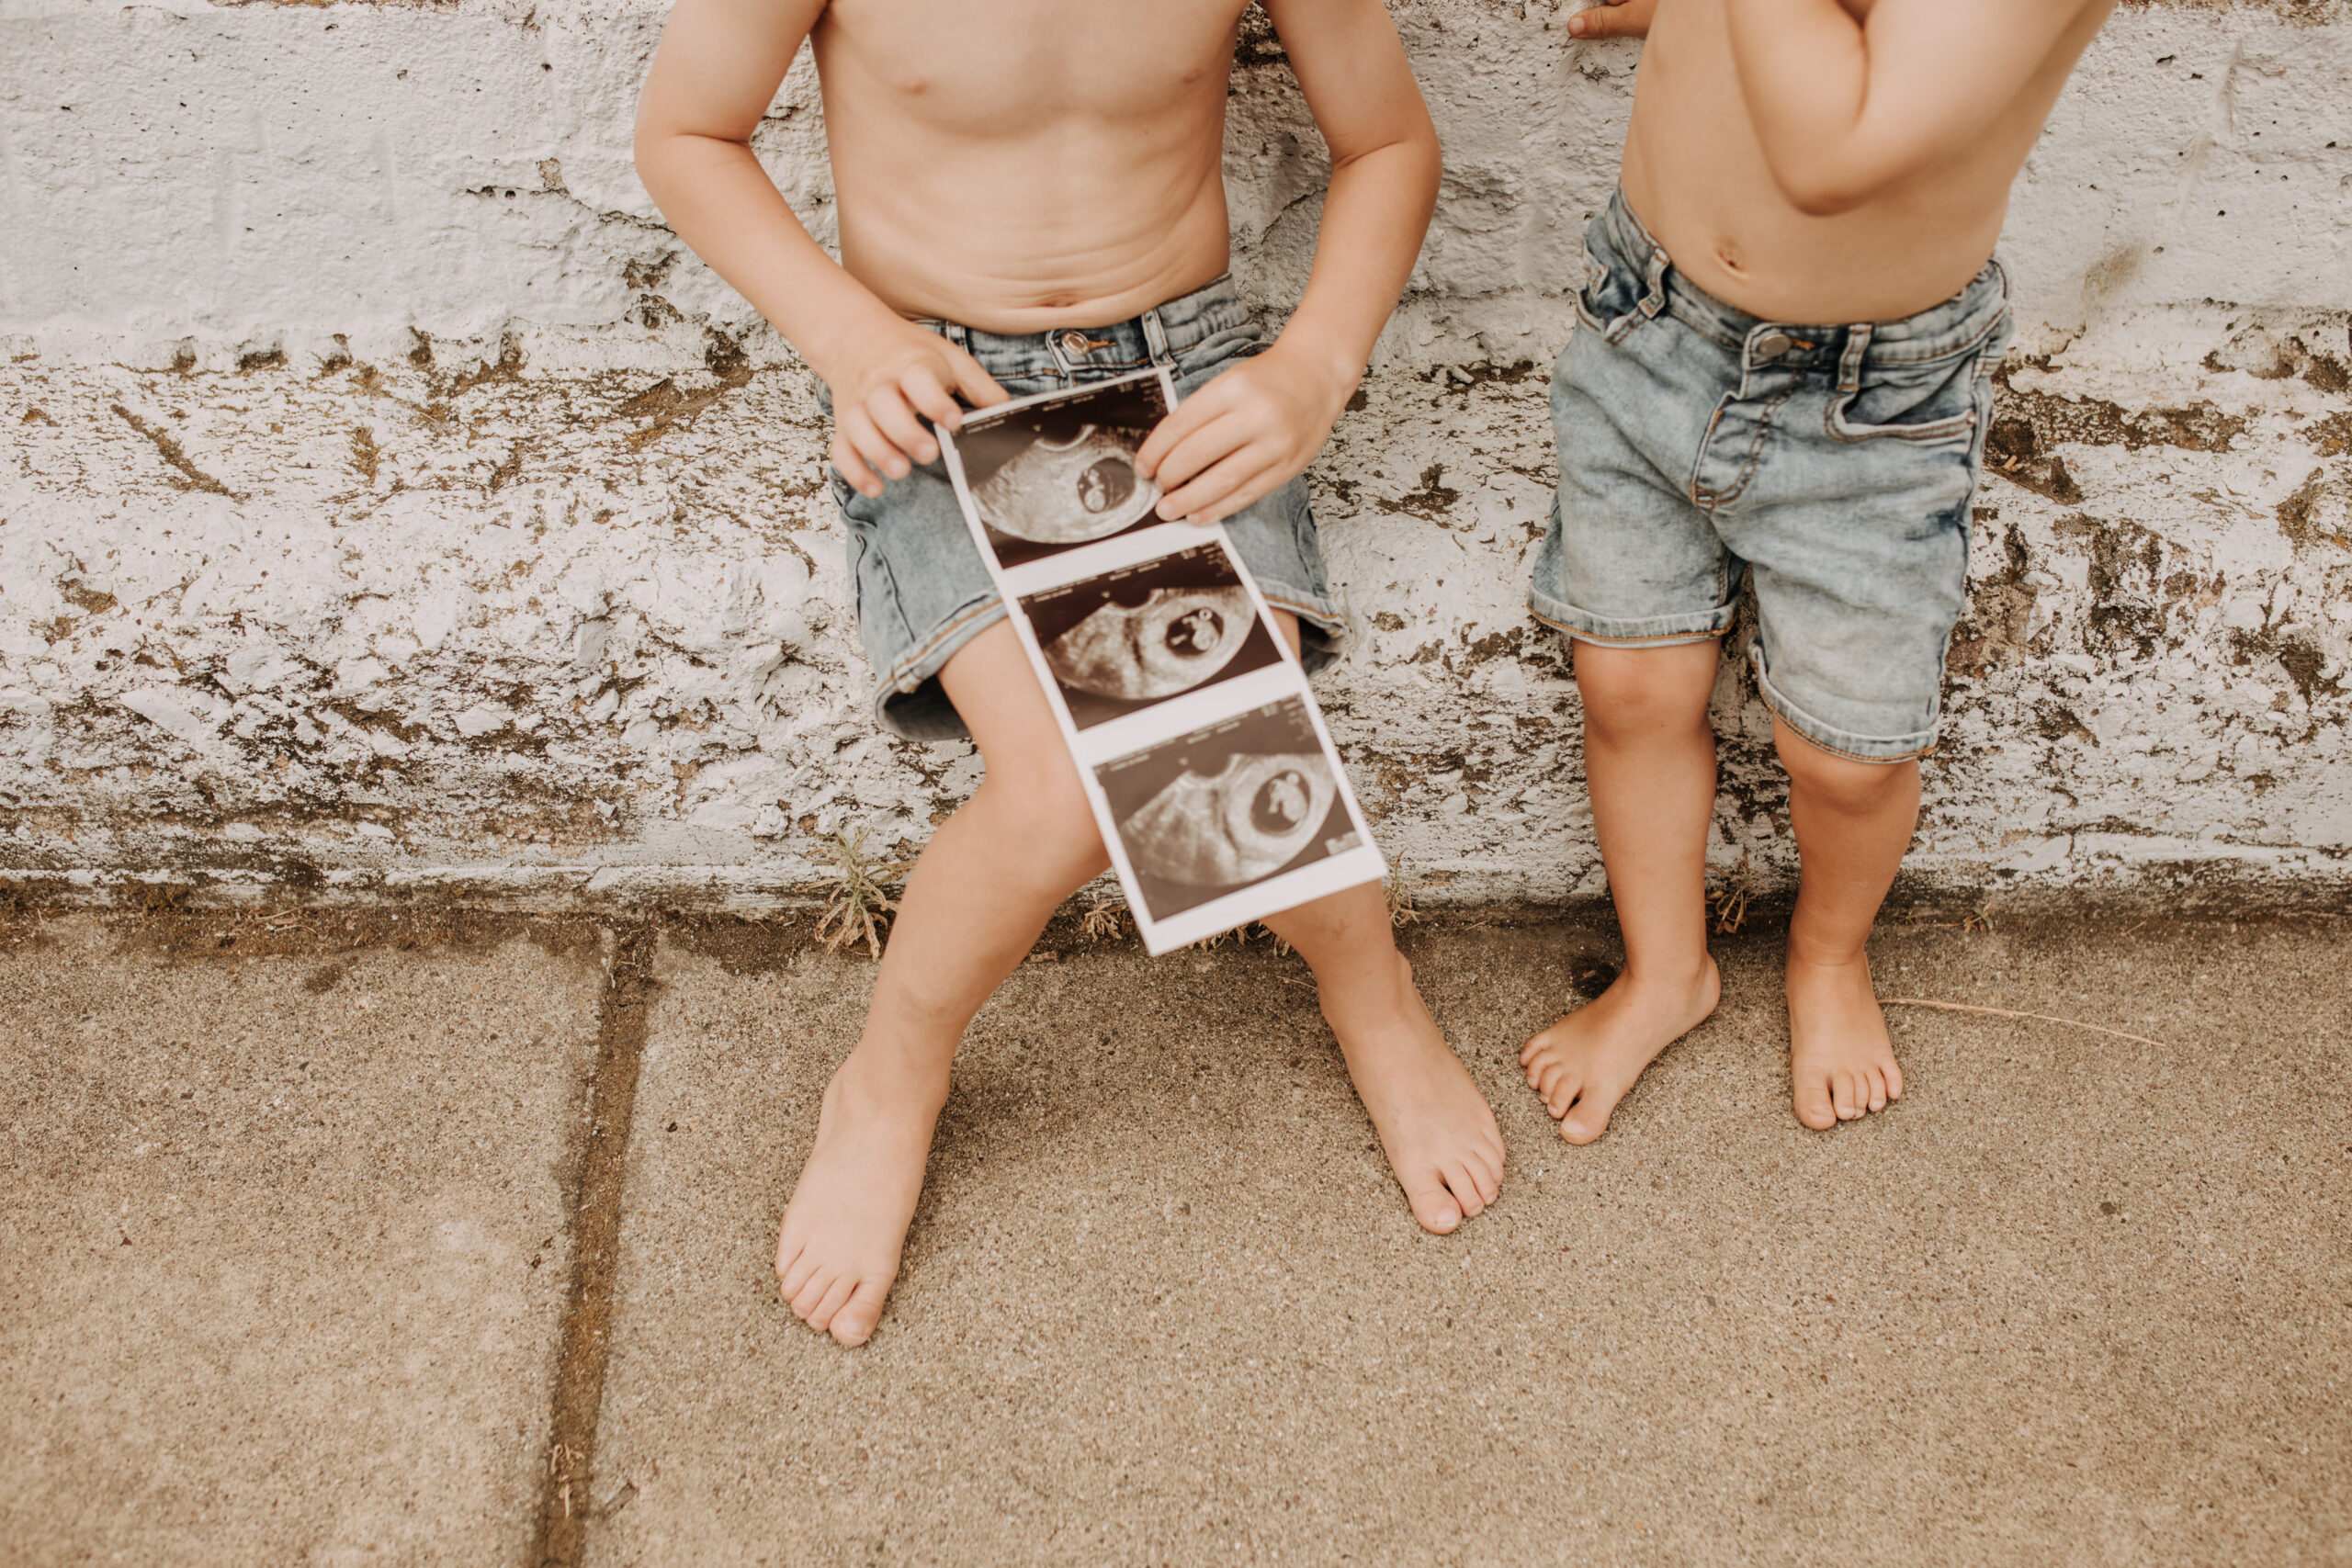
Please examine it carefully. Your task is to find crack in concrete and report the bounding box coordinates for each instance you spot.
[107,402,245,501]
[534,921,657,1568]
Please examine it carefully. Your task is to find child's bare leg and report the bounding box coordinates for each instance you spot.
[1261,884,1503,1234]
[1773,717,1913,1130]
[1521,639,1723,1143]
[775,620,1110,1347]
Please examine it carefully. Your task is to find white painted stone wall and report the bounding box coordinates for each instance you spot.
[1,0,2346,912]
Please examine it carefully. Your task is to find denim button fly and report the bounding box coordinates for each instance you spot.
[1753,331,1792,359]
[1058,330,1091,358]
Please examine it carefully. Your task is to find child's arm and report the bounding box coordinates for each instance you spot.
[1725,0,2098,216]
[1136,0,1441,526]
[634,0,1006,498]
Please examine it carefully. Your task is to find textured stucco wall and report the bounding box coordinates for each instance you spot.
[1,0,2347,912]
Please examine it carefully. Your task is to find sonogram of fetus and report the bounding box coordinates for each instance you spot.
[973,424,1160,544]
[1117,751,1336,888]
[1042,586,1255,702]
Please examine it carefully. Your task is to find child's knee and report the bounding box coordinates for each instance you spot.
[984,766,1112,891]
[1779,736,1913,812]
[1573,640,1717,738]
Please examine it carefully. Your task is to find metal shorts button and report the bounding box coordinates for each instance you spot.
[1753,331,1792,359]
[1058,330,1091,358]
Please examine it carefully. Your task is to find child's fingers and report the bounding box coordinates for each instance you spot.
[830,432,886,500]
[1136,388,1225,478]
[1158,449,1272,525]
[1567,0,1648,39]
[898,362,965,436]
[1147,406,1249,497]
[946,344,1011,410]
[837,405,909,485]
[865,388,938,467]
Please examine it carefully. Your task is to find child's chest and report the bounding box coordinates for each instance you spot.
[817,0,1250,128]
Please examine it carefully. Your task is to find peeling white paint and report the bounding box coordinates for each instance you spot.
[0,0,2347,911]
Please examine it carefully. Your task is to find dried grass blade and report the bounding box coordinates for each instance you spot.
[1878,998,2164,1048]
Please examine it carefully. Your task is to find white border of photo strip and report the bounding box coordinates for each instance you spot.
[935,365,1384,955]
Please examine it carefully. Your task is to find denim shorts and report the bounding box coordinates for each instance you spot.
[1534,189,2012,762]
[826,276,1343,740]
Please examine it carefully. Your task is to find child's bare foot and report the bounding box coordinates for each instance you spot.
[774,1043,949,1348]
[1521,958,1719,1145]
[1322,954,1505,1235]
[1784,952,1904,1130]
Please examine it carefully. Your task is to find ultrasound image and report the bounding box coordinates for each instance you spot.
[951,376,1173,568]
[1095,696,1361,919]
[1019,544,1280,728]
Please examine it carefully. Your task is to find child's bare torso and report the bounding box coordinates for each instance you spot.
[1621,0,2114,324]
[813,0,1250,333]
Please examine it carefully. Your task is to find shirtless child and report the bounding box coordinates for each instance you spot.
[1521,0,2115,1137]
[636,0,1504,1347]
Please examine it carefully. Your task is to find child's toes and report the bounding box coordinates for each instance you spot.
[804,1275,859,1335]
[1443,1161,1490,1218]
[1558,1089,1616,1145]
[1467,1147,1503,1206]
[1544,1079,1578,1119]
[1792,1074,1838,1131]
[1834,1071,1865,1120]
[1401,1171,1464,1235]
[776,1247,816,1307]
[1531,1063,1578,1118]
[829,1280,888,1348]
[787,1266,840,1323]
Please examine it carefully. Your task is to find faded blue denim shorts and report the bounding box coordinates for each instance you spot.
[1536,189,2012,762]
[826,276,1343,740]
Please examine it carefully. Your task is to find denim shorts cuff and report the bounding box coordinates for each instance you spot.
[1749,652,1938,764]
[1528,591,1733,648]
[1256,583,1348,675]
[870,594,1011,741]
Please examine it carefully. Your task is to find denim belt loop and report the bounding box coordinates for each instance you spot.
[1837,321,1875,393]
[1639,246,1671,321]
[1141,305,1177,369]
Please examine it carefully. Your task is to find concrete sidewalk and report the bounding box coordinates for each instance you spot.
[3,908,2346,1565]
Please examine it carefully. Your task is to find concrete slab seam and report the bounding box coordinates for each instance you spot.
[533,921,658,1568]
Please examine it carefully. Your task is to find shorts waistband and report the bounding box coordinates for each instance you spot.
[916,274,1250,379]
[1589,187,2008,370]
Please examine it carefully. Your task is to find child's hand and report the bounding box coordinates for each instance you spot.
[1566,0,1657,40]
[1136,342,1354,526]
[828,325,1009,499]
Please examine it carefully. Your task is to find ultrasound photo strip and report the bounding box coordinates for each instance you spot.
[1016,542,1283,732]
[939,367,1182,578]
[1092,694,1380,941]
[934,368,1384,953]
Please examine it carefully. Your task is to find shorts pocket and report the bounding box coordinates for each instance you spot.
[1574,241,1659,344]
[1572,244,1613,333]
[1176,320,1270,392]
[1825,346,1986,445]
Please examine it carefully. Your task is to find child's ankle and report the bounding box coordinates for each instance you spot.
[1620,950,1716,992]
[831,1034,955,1114]
[1784,931,1873,972]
